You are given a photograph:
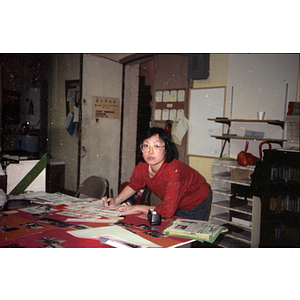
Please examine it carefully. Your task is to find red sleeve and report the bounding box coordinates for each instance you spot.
[127,162,147,192]
[154,171,183,218]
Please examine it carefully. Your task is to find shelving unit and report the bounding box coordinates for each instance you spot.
[208,119,286,156]
[209,159,261,247]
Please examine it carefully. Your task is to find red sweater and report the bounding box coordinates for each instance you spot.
[128,159,210,218]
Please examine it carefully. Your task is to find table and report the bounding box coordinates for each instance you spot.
[0,194,193,248]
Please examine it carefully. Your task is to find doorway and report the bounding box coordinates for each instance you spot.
[135,59,154,165]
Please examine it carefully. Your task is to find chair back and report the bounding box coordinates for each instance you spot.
[75,176,108,199]
[139,187,151,205]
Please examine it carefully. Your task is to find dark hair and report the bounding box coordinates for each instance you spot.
[140,127,175,163]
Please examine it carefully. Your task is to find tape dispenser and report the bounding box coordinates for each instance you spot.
[148,209,161,226]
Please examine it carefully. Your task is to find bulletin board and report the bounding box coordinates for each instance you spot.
[188,87,226,157]
[153,89,187,122]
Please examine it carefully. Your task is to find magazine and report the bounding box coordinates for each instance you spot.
[163,219,227,243]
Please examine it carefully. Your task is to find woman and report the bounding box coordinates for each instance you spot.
[102,127,210,220]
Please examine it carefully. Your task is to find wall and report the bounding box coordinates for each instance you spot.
[49,54,81,192]
[80,54,123,194]
[48,53,131,193]
[189,54,229,185]
[189,54,299,187]
[120,63,139,184]
[225,54,298,158]
[152,54,189,164]
[47,53,300,194]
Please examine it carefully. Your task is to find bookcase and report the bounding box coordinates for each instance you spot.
[259,149,300,247]
[209,158,261,247]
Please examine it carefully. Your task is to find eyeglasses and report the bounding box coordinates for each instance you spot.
[140,144,165,152]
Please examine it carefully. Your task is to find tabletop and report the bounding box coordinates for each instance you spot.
[0,193,193,248]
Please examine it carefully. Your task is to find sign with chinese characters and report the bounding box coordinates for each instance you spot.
[93,96,120,120]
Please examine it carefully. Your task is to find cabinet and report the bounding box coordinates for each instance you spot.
[210,158,261,247]
[259,149,300,247]
[46,159,65,193]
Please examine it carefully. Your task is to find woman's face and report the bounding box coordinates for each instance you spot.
[141,134,166,168]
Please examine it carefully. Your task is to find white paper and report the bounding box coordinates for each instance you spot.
[163,91,170,102]
[170,90,177,102]
[162,109,169,120]
[6,161,46,194]
[19,206,58,214]
[178,90,185,102]
[67,225,160,248]
[177,109,184,118]
[63,112,73,129]
[154,109,162,120]
[155,91,162,102]
[172,116,189,142]
[67,88,77,102]
[73,106,79,123]
[32,192,80,205]
[169,109,177,121]
[171,119,182,145]
[65,218,119,223]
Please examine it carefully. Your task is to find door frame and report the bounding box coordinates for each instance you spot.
[118,55,155,187]
[79,54,123,194]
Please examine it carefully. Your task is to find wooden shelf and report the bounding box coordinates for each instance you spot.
[208,118,286,156]
[216,235,251,248]
[208,118,285,129]
[212,174,252,186]
[225,229,252,244]
[212,159,255,170]
[211,135,286,146]
[212,201,253,215]
[211,213,252,230]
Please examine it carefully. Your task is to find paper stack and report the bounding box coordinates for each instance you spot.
[163,219,226,243]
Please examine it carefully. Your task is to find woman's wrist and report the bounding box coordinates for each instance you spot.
[116,195,123,204]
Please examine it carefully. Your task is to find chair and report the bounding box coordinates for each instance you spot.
[139,187,151,205]
[119,182,151,205]
[75,176,108,199]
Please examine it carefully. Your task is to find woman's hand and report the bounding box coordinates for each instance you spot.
[102,196,116,208]
[116,204,145,214]
[116,204,155,214]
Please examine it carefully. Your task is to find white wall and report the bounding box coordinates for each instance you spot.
[189,54,299,185]
[225,54,299,158]
[189,54,229,185]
